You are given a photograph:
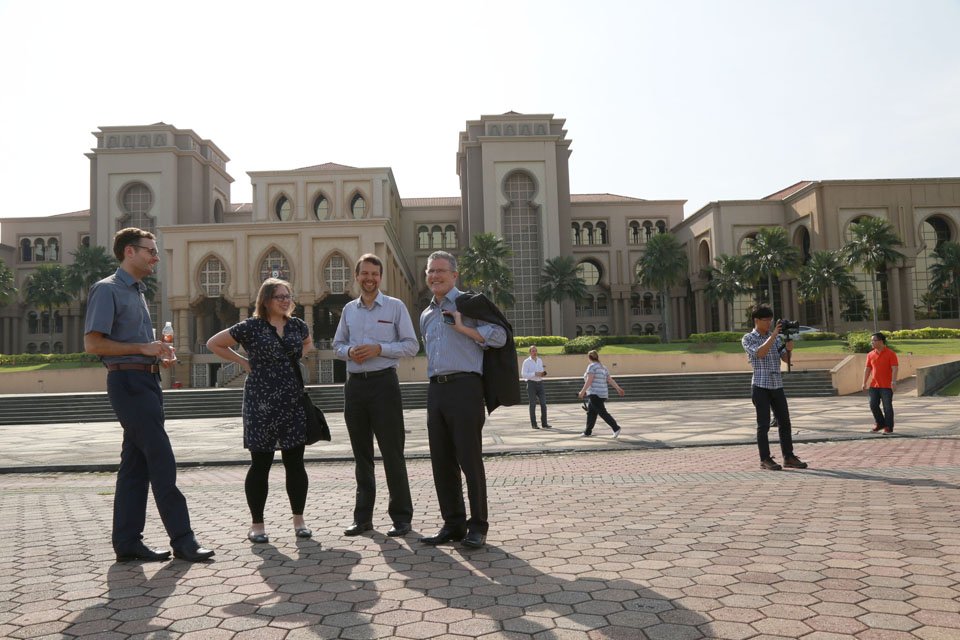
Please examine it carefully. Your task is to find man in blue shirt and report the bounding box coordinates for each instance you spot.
[741,303,808,471]
[85,228,214,562]
[419,250,506,548]
[334,254,419,538]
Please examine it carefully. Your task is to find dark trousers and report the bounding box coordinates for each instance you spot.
[426,375,487,535]
[584,395,620,435]
[868,387,894,429]
[245,445,308,523]
[344,370,413,525]
[107,370,194,552]
[752,385,795,461]
[527,380,548,428]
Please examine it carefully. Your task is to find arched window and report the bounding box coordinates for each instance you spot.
[576,260,601,286]
[629,221,641,245]
[597,294,608,316]
[576,326,583,337]
[571,222,581,246]
[199,257,227,296]
[645,323,656,335]
[656,220,667,234]
[40,311,50,334]
[583,222,594,246]
[81,235,90,248]
[323,255,351,294]
[34,238,45,262]
[54,311,63,333]
[351,194,366,219]
[313,195,329,220]
[118,183,155,233]
[596,222,608,245]
[28,312,38,334]
[259,250,290,282]
[585,325,596,336]
[431,225,443,248]
[794,226,811,264]
[642,221,654,243]
[631,323,642,335]
[53,342,63,354]
[275,196,292,221]
[630,292,641,315]
[643,292,654,314]
[213,200,224,223]
[26,343,37,354]
[914,215,957,319]
[417,226,430,249]
[40,342,49,353]
[698,240,710,271]
[47,238,59,261]
[598,324,609,335]
[444,225,457,249]
[20,238,32,262]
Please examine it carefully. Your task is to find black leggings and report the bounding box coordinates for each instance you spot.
[245,445,308,524]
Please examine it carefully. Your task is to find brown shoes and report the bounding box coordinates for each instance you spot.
[783,455,808,469]
[760,458,782,470]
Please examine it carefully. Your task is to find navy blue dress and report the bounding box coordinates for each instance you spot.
[228,316,309,452]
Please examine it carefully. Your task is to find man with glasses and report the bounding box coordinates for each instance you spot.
[334,254,419,538]
[419,250,506,549]
[85,228,215,562]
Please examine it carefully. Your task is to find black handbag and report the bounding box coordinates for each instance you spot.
[273,329,330,444]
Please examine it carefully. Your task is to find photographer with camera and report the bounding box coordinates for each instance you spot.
[742,303,808,471]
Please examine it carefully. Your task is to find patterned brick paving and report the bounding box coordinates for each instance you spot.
[1,438,959,638]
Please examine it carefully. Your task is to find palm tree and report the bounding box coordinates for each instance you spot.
[929,240,960,318]
[459,232,515,308]
[842,217,906,333]
[0,259,17,306]
[744,226,801,319]
[797,250,858,332]
[24,264,72,353]
[705,254,752,331]
[636,232,688,342]
[65,245,117,314]
[535,256,588,336]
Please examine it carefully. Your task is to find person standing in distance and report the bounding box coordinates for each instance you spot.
[419,250,506,549]
[521,345,552,430]
[334,254,419,537]
[863,332,899,434]
[741,303,808,471]
[84,228,215,562]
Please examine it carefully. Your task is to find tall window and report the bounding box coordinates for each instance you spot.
[324,255,350,294]
[259,249,290,282]
[914,215,957,319]
[28,312,38,334]
[502,171,544,336]
[431,225,443,248]
[213,200,224,223]
[34,238,45,262]
[571,222,581,246]
[351,194,366,219]
[47,238,59,261]
[20,238,32,262]
[199,257,227,296]
[81,235,90,248]
[313,195,329,220]
[118,183,155,233]
[275,196,292,221]
[576,260,601,286]
[444,225,457,249]
[629,221,641,245]
[417,225,430,249]
[596,222,608,245]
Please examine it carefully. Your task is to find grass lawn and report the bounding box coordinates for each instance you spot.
[535,339,960,356]
[938,377,960,396]
[0,362,102,373]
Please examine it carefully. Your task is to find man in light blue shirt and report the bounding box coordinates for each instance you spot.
[419,251,506,549]
[334,254,419,537]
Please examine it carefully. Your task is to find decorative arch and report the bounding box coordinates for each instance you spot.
[311,191,331,220]
[501,170,538,203]
[194,252,232,301]
[349,192,367,219]
[213,199,224,223]
[843,215,874,242]
[20,238,32,262]
[737,231,759,255]
[321,251,353,295]
[792,225,811,264]
[917,214,954,249]
[255,246,294,286]
[116,181,156,233]
[47,237,59,261]
[576,258,602,286]
[417,225,430,249]
[273,193,293,221]
[698,238,711,271]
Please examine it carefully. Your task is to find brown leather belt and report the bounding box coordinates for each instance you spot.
[429,372,480,384]
[107,363,160,373]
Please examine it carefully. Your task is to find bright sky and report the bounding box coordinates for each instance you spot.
[1,0,958,221]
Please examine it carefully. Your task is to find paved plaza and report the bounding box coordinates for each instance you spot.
[1,385,960,639]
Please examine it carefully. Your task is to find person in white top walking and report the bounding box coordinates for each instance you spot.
[521,346,552,430]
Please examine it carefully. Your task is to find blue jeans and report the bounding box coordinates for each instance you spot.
[868,387,894,429]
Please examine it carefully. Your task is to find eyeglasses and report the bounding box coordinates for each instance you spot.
[132,245,159,257]
[426,268,452,276]
[272,295,292,302]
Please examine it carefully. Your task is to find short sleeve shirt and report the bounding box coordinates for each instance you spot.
[866,348,899,388]
[84,268,155,365]
[742,329,786,389]
[585,362,610,398]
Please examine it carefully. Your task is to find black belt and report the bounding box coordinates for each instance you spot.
[349,368,396,379]
[107,363,160,373]
[429,372,480,384]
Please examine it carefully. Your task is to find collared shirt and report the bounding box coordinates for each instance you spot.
[866,348,899,388]
[419,286,507,378]
[333,291,419,373]
[84,268,156,366]
[521,356,545,382]
[742,328,786,389]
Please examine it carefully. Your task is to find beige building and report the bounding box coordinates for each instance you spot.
[2,114,958,388]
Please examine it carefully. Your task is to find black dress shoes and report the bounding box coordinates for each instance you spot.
[115,544,171,562]
[387,523,411,537]
[462,531,487,548]
[173,544,215,562]
[344,522,373,536]
[421,527,466,545]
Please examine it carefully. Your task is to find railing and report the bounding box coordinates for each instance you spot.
[216,361,239,387]
[195,343,212,354]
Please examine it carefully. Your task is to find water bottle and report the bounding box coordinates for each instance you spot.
[161,322,175,363]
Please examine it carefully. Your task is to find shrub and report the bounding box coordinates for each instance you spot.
[514,336,568,348]
[888,327,960,340]
[562,336,604,354]
[800,331,842,341]
[845,331,873,353]
[688,331,744,343]
[0,352,100,366]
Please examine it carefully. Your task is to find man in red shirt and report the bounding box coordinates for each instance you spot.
[862,332,899,434]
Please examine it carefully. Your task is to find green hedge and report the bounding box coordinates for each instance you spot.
[514,336,568,347]
[0,352,100,366]
[562,336,604,354]
[688,331,743,343]
[800,331,842,341]
[844,331,873,353]
[888,327,960,340]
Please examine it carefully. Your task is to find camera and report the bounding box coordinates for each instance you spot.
[780,319,800,338]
